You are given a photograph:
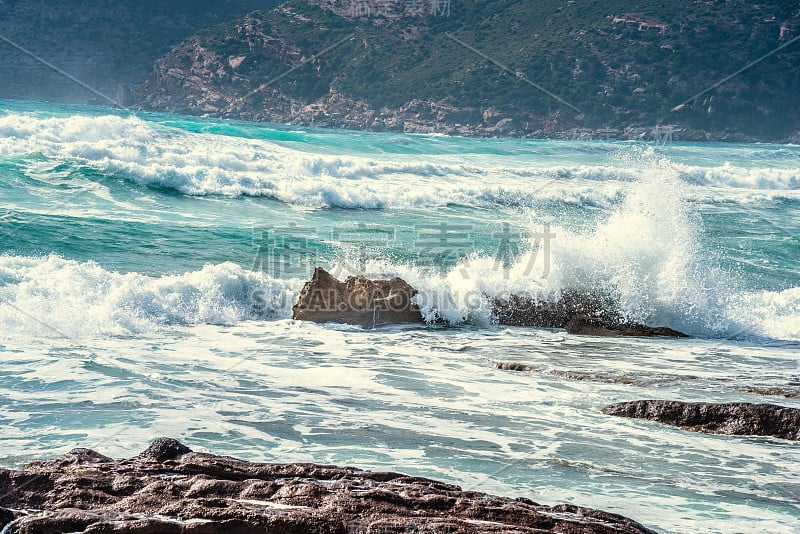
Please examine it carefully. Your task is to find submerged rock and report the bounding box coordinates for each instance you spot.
[603,400,800,441]
[291,267,423,327]
[744,386,800,399]
[0,438,657,533]
[495,361,539,372]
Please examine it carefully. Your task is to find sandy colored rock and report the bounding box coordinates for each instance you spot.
[292,267,423,327]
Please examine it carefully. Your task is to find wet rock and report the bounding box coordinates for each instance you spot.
[492,293,688,337]
[0,438,658,533]
[551,370,635,384]
[292,270,687,337]
[495,362,538,372]
[565,316,689,337]
[490,292,604,328]
[292,268,423,328]
[139,436,193,461]
[744,386,800,399]
[603,400,800,441]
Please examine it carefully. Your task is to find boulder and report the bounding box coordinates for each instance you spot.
[603,400,800,440]
[292,267,423,327]
[0,438,658,533]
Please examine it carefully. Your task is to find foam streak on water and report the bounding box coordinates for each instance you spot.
[0,101,798,534]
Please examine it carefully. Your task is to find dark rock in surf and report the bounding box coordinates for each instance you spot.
[490,291,608,328]
[491,293,688,337]
[602,400,800,441]
[0,438,658,533]
[292,267,423,327]
[564,315,689,337]
[495,361,538,372]
[744,386,800,399]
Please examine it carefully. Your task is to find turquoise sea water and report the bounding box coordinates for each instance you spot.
[0,100,798,533]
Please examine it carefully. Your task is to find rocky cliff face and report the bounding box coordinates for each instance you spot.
[134,0,800,141]
[135,5,513,137]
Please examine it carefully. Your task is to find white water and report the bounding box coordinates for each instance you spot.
[1,161,797,342]
[1,113,799,209]
[1,104,799,534]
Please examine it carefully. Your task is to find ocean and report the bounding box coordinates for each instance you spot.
[0,100,798,533]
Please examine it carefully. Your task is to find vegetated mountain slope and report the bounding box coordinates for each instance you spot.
[0,0,278,103]
[137,0,798,140]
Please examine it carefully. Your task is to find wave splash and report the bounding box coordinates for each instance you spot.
[361,158,798,341]
[0,251,795,342]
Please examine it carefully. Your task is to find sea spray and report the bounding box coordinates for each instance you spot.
[355,151,740,335]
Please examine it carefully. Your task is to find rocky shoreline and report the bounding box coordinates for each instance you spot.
[0,438,657,534]
[134,81,780,144]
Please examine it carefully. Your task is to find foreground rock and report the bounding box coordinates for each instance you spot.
[603,400,800,441]
[292,267,423,327]
[491,293,688,337]
[0,438,657,533]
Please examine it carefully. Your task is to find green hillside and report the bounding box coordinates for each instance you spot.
[138,0,800,141]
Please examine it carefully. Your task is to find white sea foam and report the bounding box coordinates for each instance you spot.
[0,114,797,340]
[677,161,800,190]
[1,113,798,210]
[729,286,800,341]
[0,255,301,337]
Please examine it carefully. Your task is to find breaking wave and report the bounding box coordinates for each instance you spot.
[1,113,798,209]
[1,160,797,342]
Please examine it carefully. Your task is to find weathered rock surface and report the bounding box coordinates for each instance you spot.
[491,293,688,337]
[0,438,658,533]
[292,267,423,327]
[603,400,800,441]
